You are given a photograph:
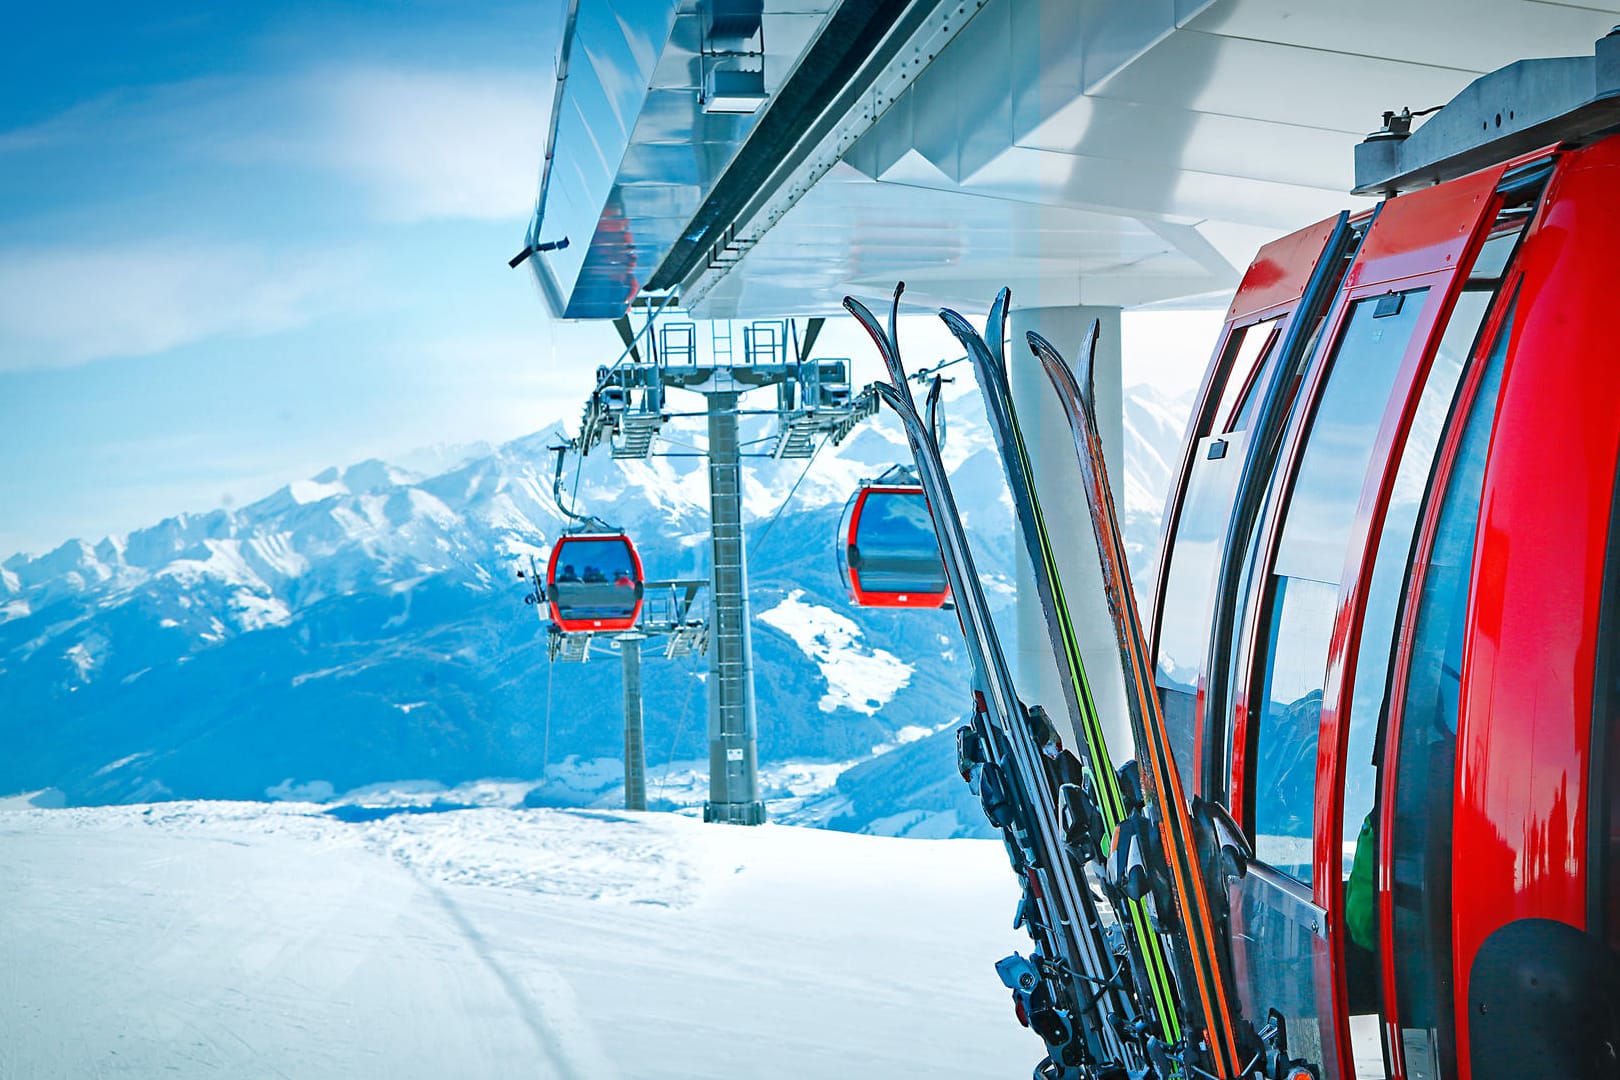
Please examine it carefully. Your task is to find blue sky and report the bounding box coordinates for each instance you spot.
[0,2,1219,560]
[0,1,618,557]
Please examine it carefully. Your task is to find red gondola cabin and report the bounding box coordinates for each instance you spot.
[1144,42,1620,1079]
[838,482,951,609]
[546,533,644,633]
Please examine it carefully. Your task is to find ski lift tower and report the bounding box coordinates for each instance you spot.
[574,302,876,825]
[525,567,709,811]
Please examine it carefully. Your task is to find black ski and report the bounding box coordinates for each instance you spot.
[1028,326,1255,1080]
[940,294,1186,1061]
[844,284,1135,1078]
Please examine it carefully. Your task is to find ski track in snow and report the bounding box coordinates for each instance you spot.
[0,801,1029,1079]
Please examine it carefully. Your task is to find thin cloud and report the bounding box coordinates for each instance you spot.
[0,77,279,158]
[298,66,550,224]
[6,64,553,226]
[0,243,369,370]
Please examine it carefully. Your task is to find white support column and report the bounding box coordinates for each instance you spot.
[1006,305,1133,767]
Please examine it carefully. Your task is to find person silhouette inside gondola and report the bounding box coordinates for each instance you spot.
[612,568,632,588]
[582,565,605,583]
[558,564,580,583]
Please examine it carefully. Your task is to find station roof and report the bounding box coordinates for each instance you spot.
[526,0,1620,320]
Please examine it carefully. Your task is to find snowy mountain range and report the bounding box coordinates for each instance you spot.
[0,380,1189,833]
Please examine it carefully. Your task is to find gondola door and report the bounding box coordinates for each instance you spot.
[1223,163,1524,1080]
[1148,210,1355,1075]
[1148,213,1342,805]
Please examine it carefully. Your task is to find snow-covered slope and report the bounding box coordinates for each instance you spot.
[0,800,1031,1079]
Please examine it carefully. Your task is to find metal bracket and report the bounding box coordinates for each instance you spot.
[1354,31,1620,196]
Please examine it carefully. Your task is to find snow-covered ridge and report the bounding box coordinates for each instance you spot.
[1,384,1188,812]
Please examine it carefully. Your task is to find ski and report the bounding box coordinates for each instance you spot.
[939,295,1186,1064]
[844,285,1136,1078]
[1027,326,1254,1080]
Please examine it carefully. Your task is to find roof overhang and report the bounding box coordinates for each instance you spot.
[527,0,1620,321]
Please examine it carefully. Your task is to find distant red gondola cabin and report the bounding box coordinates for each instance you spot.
[546,534,645,632]
[839,484,950,609]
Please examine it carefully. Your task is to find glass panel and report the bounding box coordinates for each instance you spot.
[1217,511,1266,807]
[1468,220,1528,282]
[853,491,945,593]
[1273,291,1430,585]
[1229,867,1331,1073]
[1215,318,1282,434]
[1252,575,1337,880]
[1151,318,1280,757]
[1251,289,1431,886]
[1391,309,1513,1080]
[1159,685,1198,798]
[1340,291,1489,873]
[552,537,639,621]
[1157,430,1249,795]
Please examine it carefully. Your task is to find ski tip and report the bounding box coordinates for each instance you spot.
[988,288,1011,369]
[1080,318,1101,411]
[939,309,1000,382]
[844,294,905,387]
[886,284,904,372]
[937,307,979,349]
[1025,329,1062,370]
[1076,333,1096,415]
[842,295,885,345]
[925,375,947,447]
[1026,330,1092,415]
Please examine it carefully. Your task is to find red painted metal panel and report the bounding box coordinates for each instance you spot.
[1345,165,1504,292]
[1451,135,1620,1078]
[1226,215,1341,325]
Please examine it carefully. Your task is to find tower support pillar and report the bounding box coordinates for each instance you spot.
[1007,305,1133,761]
[620,633,647,811]
[702,391,766,825]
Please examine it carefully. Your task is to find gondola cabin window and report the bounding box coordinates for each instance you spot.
[1250,288,1429,883]
[841,485,950,608]
[1155,316,1281,796]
